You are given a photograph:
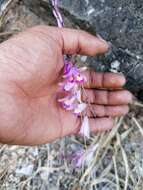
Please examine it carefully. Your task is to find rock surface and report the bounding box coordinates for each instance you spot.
[2,0,143,99]
[59,0,143,96]
[0,2,143,190]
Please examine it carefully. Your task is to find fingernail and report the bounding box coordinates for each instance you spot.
[97,34,107,43]
[127,92,133,103]
[120,74,126,86]
[97,34,109,50]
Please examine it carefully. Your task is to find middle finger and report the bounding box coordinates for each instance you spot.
[82,89,133,105]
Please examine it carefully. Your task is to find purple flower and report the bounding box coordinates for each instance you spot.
[59,80,78,92]
[52,0,90,140]
[75,74,87,84]
[64,82,75,91]
[76,90,82,102]
[64,61,72,74]
[63,65,86,86]
[72,150,84,168]
[51,0,58,6]
[74,103,87,114]
[58,95,76,110]
[63,66,79,80]
[71,145,98,168]
[51,0,64,28]
[79,116,90,139]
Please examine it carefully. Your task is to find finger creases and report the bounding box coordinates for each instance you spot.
[27,26,109,56]
[83,71,126,89]
[59,28,109,55]
[82,89,133,105]
[89,117,114,133]
[85,105,129,118]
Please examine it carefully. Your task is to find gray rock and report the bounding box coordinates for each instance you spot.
[2,0,143,99]
[58,0,143,97]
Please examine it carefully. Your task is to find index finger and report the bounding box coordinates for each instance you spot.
[59,28,109,56]
[83,71,126,89]
[29,26,109,56]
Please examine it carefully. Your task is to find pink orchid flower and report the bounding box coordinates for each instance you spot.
[79,116,90,139]
[52,0,91,139]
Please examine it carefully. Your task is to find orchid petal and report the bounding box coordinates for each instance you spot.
[74,103,87,114]
[79,116,90,138]
[64,62,72,74]
[75,74,87,84]
[72,150,84,168]
[62,103,75,111]
[58,95,76,105]
[84,145,98,166]
[75,155,83,168]
[52,0,64,28]
[63,82,76,91]
[76,90,82,102]
[63,66,79,79]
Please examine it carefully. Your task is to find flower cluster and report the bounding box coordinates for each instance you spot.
[58,61,86,113]
[51,0,92,169]
[58,61,90,138]
[51,0,91,139]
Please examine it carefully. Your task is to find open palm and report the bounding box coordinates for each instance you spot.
[0,26,132,145]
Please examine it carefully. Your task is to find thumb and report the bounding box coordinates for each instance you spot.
[59,27,109,56]
[30,26,109,56]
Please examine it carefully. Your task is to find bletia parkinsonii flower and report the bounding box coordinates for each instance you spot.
[51,0,64,28]
[71,145,98,168]
[58,61,90,139]
[79,116,90,139]
[52,0,91,139]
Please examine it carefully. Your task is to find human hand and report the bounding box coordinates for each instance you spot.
[0,26,132,145]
